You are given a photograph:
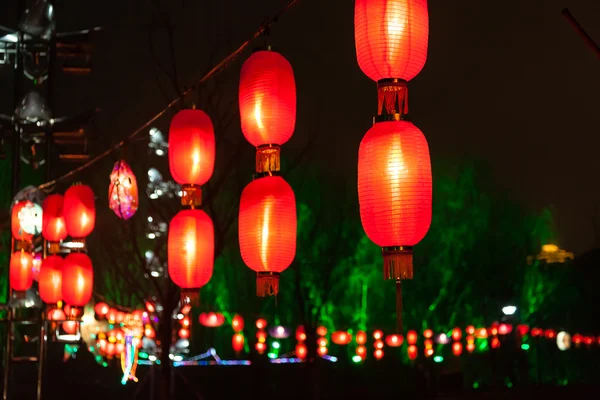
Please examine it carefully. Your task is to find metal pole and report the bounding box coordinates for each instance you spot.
[3,310,12,400]
[37,321,46,400]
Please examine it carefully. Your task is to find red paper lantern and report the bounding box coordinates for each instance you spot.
[296,325,306,342]
[476,328,488,339]
[239,176,296,296]
[48,308,66,321]
[358,120,431,279]
[356,345,367,359]
[239,49,296,147]
[317,337,328,347]
[452,328,462,341]
[42,194,67,245]
[407,344,418,360]
[38,255,63,304]
[517,324,529,336]
[232,314,245,332]
[423,329,433,339]
[199,312,225,328]
[256,330,268,343]
[544,329,556,339]
[63,185,96,239]
[466,342,475,353]
[355,0,429,83]
[491,337,501,349]
[9,251,34,291]
[374,349,384,360]
[406,330,417,345]
[296,343,307,359]
[356,331,367,345]
[317,346,328,356]
[94,302,109,316]
[168,109,215,187]
[255,341,267,354]
[109,160,139,220]
[331,331,352,345]
[374,340,384,349]
[452,342,463,356]
[168,209,214,298]
[62,321,79,335]
[178,328,190,339]
[62,252,93,307]
[498,323,512,335]
[11,200,36,241]
[373,329,384,340]
[316,326,328,337]
[256,318,268,330]
[531,328,543,337]
[385,334,404,347]
[233,333,245,353]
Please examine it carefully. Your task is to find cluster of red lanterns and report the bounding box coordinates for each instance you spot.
[167,108,216,305]
[355,0,432,332]
[295,326,307,360]
[238,46,297,297]
[232,314,245,354]
[9,185,96,321]
[255,318,268,354]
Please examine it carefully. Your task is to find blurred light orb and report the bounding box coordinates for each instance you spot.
[557,331,571,351]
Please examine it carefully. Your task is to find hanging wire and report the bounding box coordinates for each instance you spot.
[32,0,302,193]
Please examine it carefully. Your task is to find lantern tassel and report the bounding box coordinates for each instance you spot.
[180,289,200,308]
[396,280,403,334]
[256,272,280,297]
[377,79,409,117]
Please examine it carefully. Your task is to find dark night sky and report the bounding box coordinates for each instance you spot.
[1,0,599,255]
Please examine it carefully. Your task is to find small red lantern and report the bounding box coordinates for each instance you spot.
[317,337,328,347]
[255,341,267,354]
[178,328,190,339]
[94,302,109,316]
[385,334,404,347]
[423,329,433,339]
[62,321,79,335]
[452,327,462,341]
[107,308,118,323]
[356,345,367,358]
[355,0,429,83]
[11,200,35,241]
[296,326,306,342]
[232,314,245,332]
[316,326,327,337]
[531,328,543,337]
[373,329,384,340]
[62,252,93,308]
[42,194,67,251]
[475,328,488,339]
[108,160,139,220]
[424,339,433,349]
[466,342,475,353]
[406,330,417,345]
[544,329,556,339]
[517,324,529,336]
[491,337,501,349]
[181,316,191,328]
[168,209,214,301]
[374,349,384,360]
[498,324,512,335]
[199,312,225,328]
[407,344,418,360]
[331,331,352,345]
[572,334,583,346]
[374,340,384,350]
[10,251,34,292]
[144,326,155,339]
[296,343,307,359]
[38,255,62,304]
[425,347,434,357]
[48,308,66,321]
[256,318,268,330]
[239,176,296,296]
[356,331,367,345]
[584,336,593,346]
[168,109,215,189]
[452,342,463,356]
[317,346,328,356]
[63,184,96,240]
[466,325,475,335]
[256,330,268,343]
[239,48,296,148]
[233,333,245,353]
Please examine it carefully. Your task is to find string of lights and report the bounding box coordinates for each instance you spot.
[31,0,301,193]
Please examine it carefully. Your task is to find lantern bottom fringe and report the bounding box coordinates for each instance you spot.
[383,247,414,280]
[180,289,200,308]
[48,242,60,254]
[377,78,409,117]
[181,184,202,208]
[255,145,281,174]
[256,272,280,297]
[14,240,33,252]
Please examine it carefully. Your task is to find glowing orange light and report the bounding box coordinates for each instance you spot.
[374,340,384,349]
[476,328,488,339]
[385,334,403,347]
[491,337,500,349]
[407,344,418,360]
[296,325,306,342]
[331,331,352,345]
[232,333,245,353]
[423,329,433,339]
[466,342,475,353]
[255,341,267,354]
[316,326,328,337]
[407,330,417,345]
[373,330,384,340]
[317,337,328,347]
[374,349,384,360]
[466,325,475,335]
[317,346,328,356]
[356,345,367,358]
[232,314,245,332]
[9,251,34,292]
[452,342,463,356]
[296,343,307,359]
[498,324,512,335]
[256,318,267,330]
[356,331,367,345]
[256,331,268,343]
[425,348,434,357]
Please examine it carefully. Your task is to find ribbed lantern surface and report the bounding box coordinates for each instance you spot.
[10,251,34,291]
[64,185,96,239]
[39,255,63,304]
[42,194,67,242]
[239,50,296,147]
[355,0,429,82]
[168,109,215,186]
[239,176,296,276]
[62,252,94,307]
[358,120,431,251]
[168,209,214,290]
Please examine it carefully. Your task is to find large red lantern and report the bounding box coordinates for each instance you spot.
[63,185,96,241]
[42,194,67,252]
[62,252,93,309]
[39,255,63,304]
[108,160,139,220]
[9,251,34,292]
[358,120,431,331]
[168,109,215,205]
[355,0,429,83]
[168,209,214,301]
[331,331,352,345]
[239,176,296,296]
[199,312,225,328]
[239,48,296,148]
